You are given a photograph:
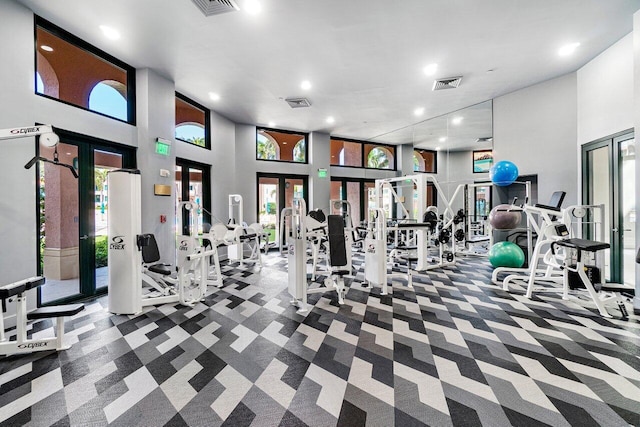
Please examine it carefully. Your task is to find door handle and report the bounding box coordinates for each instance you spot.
[80,235,90,240]
[612,228,618,232]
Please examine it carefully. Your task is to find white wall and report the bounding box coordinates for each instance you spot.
[493,73,578,206]
[136,69,176,262]
[577,34,634,146]
[0,0,39,289]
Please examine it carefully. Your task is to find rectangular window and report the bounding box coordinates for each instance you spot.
[175,93,211,149]
[256,128,308,163]
[414,149,437,173]
[330,138,396,170]
[330,139,362,167]
[35,16,136,124]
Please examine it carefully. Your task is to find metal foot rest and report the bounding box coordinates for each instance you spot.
[27,304,84,320]
[600,284,635,296]
[332,270,350,277]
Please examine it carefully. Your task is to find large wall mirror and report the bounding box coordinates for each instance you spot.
[368,100,493,218]
[412,100,493,212]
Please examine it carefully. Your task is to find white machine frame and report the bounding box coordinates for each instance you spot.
[0,277,83,356]
[107,170,209,314]
[287,198,346,313]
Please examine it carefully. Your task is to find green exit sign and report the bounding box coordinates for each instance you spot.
[155,138,171,156]
[318,168,327,178]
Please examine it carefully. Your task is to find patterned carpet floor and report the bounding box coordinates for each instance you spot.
[1,252,639,426]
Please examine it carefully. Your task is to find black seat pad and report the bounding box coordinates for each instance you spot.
[27,303,84,319]
[0,276,45,299]
[555,238,610,252]
[149,264,172,275]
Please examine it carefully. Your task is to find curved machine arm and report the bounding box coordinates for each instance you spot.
[0,125,78,178]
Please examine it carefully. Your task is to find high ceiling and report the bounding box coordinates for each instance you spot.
[16,0,640,145]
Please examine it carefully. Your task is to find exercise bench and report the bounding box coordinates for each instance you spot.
[1,276,84,356]
[550,239,635,318]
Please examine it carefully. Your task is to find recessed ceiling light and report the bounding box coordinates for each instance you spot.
[558,42,580,56]
[244,0,262,15]
[326,116,335,124]
[99,25,120,40]
[282,142,287,145]
[451,116,463,125]
[439,137,447,142]
[300,80,312,90]
[209,92,220,101]
[423,63,438,76]
[268,121,275,127]
[414,107,425,116]
[40,45,53,52]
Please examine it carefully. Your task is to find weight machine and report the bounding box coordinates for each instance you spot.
[525,204,635,317]
[375,174,459,271]
[1,126,83,355]
[0,125,77,177]
[107,170,209,314]
[286,198,347,313]
[226,194,265,268]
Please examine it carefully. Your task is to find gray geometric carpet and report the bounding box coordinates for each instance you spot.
[1,253,639,426]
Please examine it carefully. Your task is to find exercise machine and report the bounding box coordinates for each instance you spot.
[226,194,265,268]
[363,208,415,292]
[107,170,208,314]
[1,277,84,355]
[0,125,77,178]
[546,238,635,318]
[287,198,347,313]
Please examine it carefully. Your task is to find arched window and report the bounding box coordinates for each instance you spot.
[257,133,280,160]
[176,123,206,147]
[367,147,392,169]
[89,80,127,121]
[36,19,135,123]
[339,148,345,165]
[293,139,306,162]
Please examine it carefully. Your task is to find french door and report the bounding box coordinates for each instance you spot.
[582,130,635,285]
[257,173,308,248]
[330,177,381,225]
[175,158,211,236]
[37,129,136,304]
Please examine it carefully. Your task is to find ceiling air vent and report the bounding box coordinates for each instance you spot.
[476,137,493,143]
[432,76,463,91]
[285,97,312,108]
[191,0,239,16]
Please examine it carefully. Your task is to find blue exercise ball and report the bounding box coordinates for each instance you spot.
[490,160,519,186]
[489,241,525,268]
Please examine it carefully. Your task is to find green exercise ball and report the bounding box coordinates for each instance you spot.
[489,241,525,268]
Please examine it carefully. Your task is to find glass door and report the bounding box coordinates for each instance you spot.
[582,131,635,285]
[39,141,80,303]
[619,137,635,286]
[330,177,375,225]
[38,131,135,304]
[94,150,124,292]
[176,159,211,237]
[257,173,308,248]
